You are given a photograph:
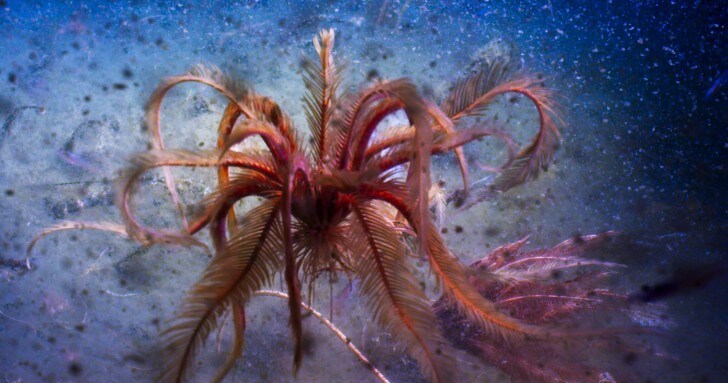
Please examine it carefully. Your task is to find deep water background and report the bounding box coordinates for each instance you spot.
[1,1,726,382]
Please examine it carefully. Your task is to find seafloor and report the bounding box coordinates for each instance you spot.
[0,1,726,382]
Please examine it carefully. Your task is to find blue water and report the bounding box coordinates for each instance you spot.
[1,1,725,382]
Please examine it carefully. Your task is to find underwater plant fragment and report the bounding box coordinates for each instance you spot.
[26,29,664,382]
[434,232,672,382]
